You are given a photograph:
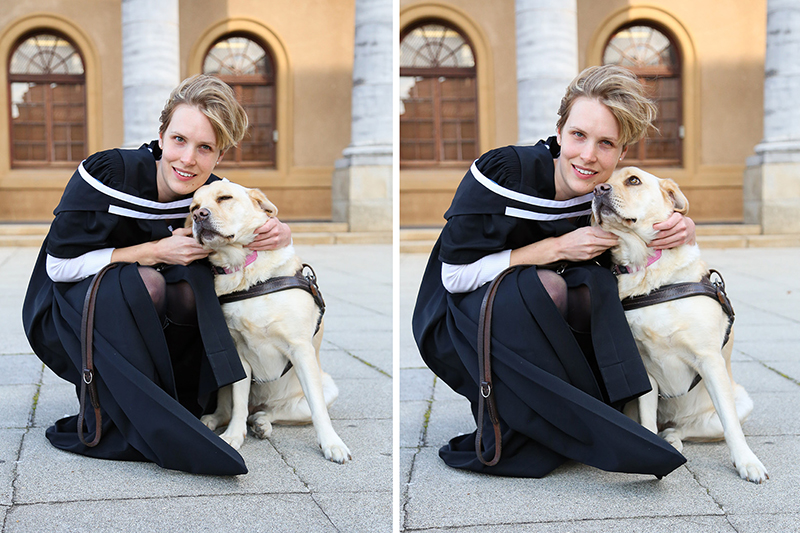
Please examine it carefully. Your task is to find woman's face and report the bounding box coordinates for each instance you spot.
[554,97,627,201]
[156,104,224,202]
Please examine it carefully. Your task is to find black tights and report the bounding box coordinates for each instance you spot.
[537,269,591,333]
[137,266,203,415]
[137,266,198,327]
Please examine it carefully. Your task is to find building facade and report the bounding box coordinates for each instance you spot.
[0,0,392,231]
[399,0,780,228]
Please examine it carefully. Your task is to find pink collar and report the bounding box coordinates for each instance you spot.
[612,249,662,275]
[213,250,258,275]
[646,248,663,267]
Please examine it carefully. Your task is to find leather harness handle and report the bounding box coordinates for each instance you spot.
[78,262,121,447]
[475,265,518,466]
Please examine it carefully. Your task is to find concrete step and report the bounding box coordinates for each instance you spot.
[399,224,800,253]
[0,222,390,247]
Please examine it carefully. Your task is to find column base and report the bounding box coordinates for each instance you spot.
[745,151,800,234]
[332,146,392,233]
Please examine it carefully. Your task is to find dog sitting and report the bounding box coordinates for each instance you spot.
[592,166,767,483]
[190,180,351,463]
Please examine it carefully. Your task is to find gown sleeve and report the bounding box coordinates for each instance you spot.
[46,151,125,259]
[439,146,526,265]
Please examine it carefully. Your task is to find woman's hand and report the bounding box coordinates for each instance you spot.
[554,226,619,262]
[247,218,292,251]
[510,226,618,266]
[152,227,210,265]
[649,212,696,249]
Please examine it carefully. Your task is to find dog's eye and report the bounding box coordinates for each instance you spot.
[216,195,233,203]
[626,176,642,186]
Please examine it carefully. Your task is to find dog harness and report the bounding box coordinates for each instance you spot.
[615,268,735,399]
[215,263,326,382]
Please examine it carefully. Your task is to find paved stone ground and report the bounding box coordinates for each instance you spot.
[400,247,800,532]
[0,244,392,533]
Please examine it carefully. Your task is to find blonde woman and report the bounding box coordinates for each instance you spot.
[23,75,289,475]
[413,65,692,478]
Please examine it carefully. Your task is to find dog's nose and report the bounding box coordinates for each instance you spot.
[594,183,611,197]
[192,207,210,222]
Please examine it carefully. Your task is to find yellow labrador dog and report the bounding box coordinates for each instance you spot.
[592,167,767,483]
[190,180,351,463]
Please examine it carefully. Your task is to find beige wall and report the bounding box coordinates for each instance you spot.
[400,0,768,226]
[0,0,356,222]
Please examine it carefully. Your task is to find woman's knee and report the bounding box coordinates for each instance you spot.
[537,269,568,317]
[137,266,166,317]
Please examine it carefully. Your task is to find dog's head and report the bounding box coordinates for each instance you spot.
[189,180,278,250]
[592,166,688,244]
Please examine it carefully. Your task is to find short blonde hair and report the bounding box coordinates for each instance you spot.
[159,74,249,152]
[556,65,657,147]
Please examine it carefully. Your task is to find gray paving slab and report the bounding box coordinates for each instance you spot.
[0,244,392,532]
[400,247,800,532]
[5,494,338,533]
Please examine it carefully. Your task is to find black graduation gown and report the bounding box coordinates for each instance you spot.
[22,142,248,475]
[412,139,686,478]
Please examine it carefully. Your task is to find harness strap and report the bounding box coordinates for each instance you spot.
[475,265,517,467]
[79,261,123,447]
[217,264,325,383]
[620,269,735,399]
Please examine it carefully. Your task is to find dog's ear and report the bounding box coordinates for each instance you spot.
[660,178,689,215]
[247,188,279,217]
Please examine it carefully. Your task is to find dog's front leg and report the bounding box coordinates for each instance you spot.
[698,354,768,483]
[290,345,352,463]
[218,359,252,451]
[639,374,660,434]
[201,384,233,431]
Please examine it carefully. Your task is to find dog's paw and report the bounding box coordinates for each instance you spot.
[201,414,222,431]
[248,413,273,439]
[659,428,684,452]
[219,426,247,451]
[734,454,769,484]
[320,436,352,464]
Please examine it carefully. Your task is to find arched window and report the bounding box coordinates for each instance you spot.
[203,34,276,168]
[603,24,682,167]
[8,32,87,167]
[400,21,478,165]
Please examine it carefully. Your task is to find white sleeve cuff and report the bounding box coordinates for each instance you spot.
[46,248,115,283]
[441,249,512,294]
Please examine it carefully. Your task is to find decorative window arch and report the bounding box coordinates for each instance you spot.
[603,23,682,167]
[400,20,478,165]
[203,34,276,168]
[8,31,87,167]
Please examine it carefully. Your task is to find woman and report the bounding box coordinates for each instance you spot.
[22,75,290,475]
[412,65,691,478]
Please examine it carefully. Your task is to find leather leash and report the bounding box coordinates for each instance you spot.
[78,261,122,447]
[475,265,518,466]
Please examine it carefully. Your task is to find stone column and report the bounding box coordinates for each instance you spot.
[332,0,393,232]
[744,0,800,233]
[515,0,579,145]
[121,0,180,147]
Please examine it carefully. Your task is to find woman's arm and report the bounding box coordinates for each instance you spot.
[442,226,620,294]
[46,228,209,283]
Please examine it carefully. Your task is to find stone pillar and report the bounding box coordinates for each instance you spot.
[121,0,180,147]
[744,0,800,233]
[515,0,578,145]
[332,0,393,232]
